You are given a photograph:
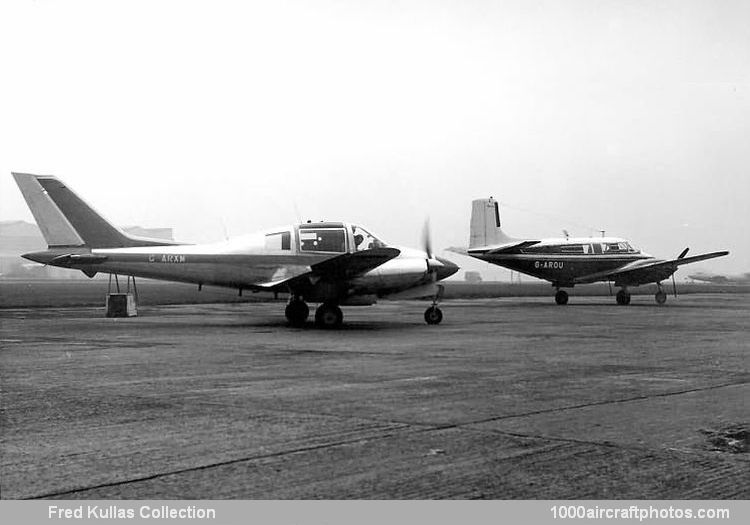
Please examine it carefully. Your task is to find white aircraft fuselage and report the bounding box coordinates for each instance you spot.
[24,224,454,304]
[14,173,458,326]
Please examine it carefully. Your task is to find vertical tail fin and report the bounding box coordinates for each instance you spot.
[12,173,177,248]
[469,197,515,249]
[12,173,85,247]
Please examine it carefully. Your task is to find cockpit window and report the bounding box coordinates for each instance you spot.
[351,225,385,251]
[299,228,346,253]
[265,231,291,250]
[603,242,637,253]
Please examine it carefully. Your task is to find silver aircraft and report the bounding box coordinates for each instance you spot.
[451,197,728,305]
[12,173,458,327]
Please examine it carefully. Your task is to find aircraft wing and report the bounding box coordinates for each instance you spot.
[255,247,401,290]
[574,251,729,285]
[467,240,540,255]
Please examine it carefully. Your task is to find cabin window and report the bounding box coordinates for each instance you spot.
[560,244,585,254]
[265,231,291,250]
[299,228,346,253]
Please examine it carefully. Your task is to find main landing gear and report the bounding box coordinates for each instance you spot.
[286,297,344,329]
[424,284,445,325]
[285,298,309,327]
[655,283,667,305]
[315,302,344,329]
[615,288,631,305]
[554,289,569,305]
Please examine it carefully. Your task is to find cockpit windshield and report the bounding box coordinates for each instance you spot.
[603,242,638,254]
[351,225,385,251]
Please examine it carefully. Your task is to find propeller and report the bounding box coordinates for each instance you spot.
[672,248,688,297]
[423,218,433,261]
[423,218,438,282]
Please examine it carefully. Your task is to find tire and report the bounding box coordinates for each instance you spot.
[424,306,443,325]
[285,300,309,326]
[616,290,631,305]
[554,290,569,305]
[655,291,667,305]
[315,303,343,328]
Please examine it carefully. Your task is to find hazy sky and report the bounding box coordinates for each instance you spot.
[1,0,748,276]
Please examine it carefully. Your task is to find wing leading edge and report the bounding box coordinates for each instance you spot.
[574,250,729,285]
[255,247,401,291]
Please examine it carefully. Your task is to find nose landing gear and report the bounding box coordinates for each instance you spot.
[424,284,445,325]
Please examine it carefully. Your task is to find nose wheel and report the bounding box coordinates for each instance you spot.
[424,306,443,325]
[285,298,309,326]
[315,302,343,329]
[424,284,445,325]
[554,290,569,305]
[615,289,631,305]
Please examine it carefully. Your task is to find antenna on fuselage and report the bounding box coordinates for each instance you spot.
[599,230,606,238]
[563,229,570,240]
[293,201,302,223]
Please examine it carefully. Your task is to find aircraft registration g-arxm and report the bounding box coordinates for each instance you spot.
[12,173,458,327]
[451,197,729,305]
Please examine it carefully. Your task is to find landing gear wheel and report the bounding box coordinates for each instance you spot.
[315,303,343,329]
[424,306,443,325]
[424,306,443,324]
[616,290,631,305]
[554,290,569,305]
[655,290,667,305]
[285,300,309,326]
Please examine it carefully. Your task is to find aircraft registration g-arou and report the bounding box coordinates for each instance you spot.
[11,173,458,327]
[451,197,729,306]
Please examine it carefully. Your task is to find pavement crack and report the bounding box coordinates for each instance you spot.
[23,429,405,500]
[455,380,748,428]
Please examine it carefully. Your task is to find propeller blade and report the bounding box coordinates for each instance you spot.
[672,274,678,297]
[422,218,433,260]
[678,247,689,259]
[422,218,439,282]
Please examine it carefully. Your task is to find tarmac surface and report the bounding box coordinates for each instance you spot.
[1,295,748,499]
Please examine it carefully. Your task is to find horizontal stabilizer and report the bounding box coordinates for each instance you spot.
[50,253,109,265]
[445,246,468,256]
[468,239,540,255]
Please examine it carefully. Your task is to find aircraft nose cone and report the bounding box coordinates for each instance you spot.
[435,256,459,280]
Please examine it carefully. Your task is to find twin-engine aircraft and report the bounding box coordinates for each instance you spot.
[453,197,728,305]
[12,173,458,327]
